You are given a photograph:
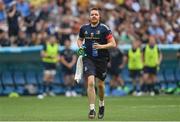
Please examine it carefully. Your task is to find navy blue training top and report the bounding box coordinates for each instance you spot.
[79,23,113,60]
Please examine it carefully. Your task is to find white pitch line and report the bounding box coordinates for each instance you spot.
[115,105,180,109]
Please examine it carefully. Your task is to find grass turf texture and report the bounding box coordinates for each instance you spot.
[0,95,180,121]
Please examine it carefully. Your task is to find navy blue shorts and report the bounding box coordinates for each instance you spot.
[83,57,108,81]
[43,62,56,70]
[143,66,157,75]
[129,69,142,78]
[62,66,75,75]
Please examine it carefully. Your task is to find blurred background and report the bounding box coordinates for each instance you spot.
[0,0,180,97]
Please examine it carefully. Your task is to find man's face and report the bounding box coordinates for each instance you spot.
[49,36,56,44]
[149,36,156,46]
[90,10,100,24]
[64,40,71,48]
[132,40,139,48]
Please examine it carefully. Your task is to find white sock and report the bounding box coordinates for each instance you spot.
[99,100,104,107]
[90,104,95,110]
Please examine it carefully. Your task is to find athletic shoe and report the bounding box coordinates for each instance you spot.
[65,91,71,97]
[49,91,56,97]
[88,109,96,119]
[71,91,77,97]
[150,91,155,96]
[98,106,104,119]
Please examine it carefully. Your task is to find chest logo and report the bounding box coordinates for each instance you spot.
[90,33,94,38]
[96,30,100,34]
[84,31,88,35]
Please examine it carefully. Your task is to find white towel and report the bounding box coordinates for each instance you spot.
[74,55,83,83]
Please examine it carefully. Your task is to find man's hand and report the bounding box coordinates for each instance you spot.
[93,36,116,50]
[68,63,74,69]
[93,43,103,49]
[66,64,72,69]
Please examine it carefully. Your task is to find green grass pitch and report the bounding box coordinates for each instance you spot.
[0,95,180,121]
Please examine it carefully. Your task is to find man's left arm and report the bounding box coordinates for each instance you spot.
[93,35,116,49]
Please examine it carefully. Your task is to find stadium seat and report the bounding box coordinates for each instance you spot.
[14,71,26,85]
[13,71,26,94]
[53,72,63,85]
[1,71,15,95]
[111,87,127,96]
[105,75,111,84]
[121,69,131,83]
[16,86,25,95]
[167,83,177,89]
[175,68,180,81]
[157,69,165,83]
[0,79,3,95]
[164,69,175,82]
[53,72,67,94]
[25,71,38,85]
[124,83,134,94]
[36,71,65,94]
[36,71,43,93]
[52,85,65,94]
[37,71,43,85]
[2,71,14,85]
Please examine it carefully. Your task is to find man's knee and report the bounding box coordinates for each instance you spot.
[88,80,95,89]
[143,73,149,81]
[98,82,104,90]
[44,74,54,82]
[87,75,95,88]
[150,75,157,83]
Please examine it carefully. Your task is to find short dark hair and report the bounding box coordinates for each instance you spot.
[90,7,99,11]
[90,7,101,13]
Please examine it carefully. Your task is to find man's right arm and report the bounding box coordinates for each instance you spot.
[41,44,48,58]
[8,6,16,17]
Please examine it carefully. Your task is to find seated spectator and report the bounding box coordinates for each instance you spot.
[173,34,180,44]
[0,28,10,46]
[15,30,29,46]
[118,23,136,44]
[148,22,165,43]
[0,0,179,47]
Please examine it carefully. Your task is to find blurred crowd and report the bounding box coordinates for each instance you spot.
[0,0,179,47]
